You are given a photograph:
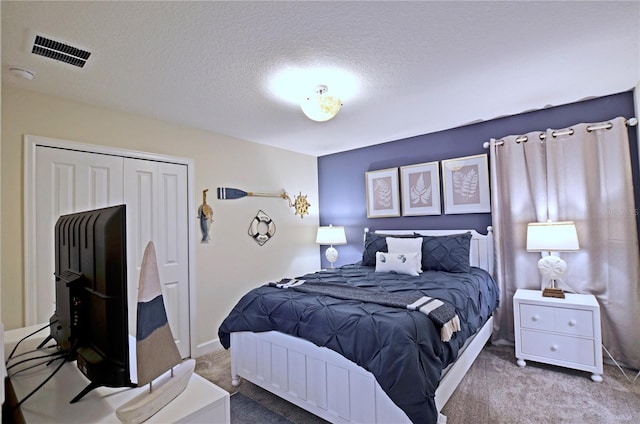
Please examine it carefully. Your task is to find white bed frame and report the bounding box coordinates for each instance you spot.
[230,227,494,423]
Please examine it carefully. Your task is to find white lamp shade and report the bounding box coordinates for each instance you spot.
[316,225,347,245]
[526,221,580,252]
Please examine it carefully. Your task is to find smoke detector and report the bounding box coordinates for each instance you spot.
[9,67,35,80]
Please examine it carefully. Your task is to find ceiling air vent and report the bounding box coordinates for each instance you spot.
[31,35,91,68]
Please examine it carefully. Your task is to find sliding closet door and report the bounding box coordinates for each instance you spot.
[124,158,190,358]
[34,146,124,323]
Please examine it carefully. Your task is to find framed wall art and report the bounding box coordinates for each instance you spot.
[365,168,400,218]
[400,162,441,216]
[442,154,491,214]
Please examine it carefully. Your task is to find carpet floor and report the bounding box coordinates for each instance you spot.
[230,392,295,424]
[196,344,640,423]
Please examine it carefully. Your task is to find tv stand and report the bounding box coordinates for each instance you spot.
[36,334,53,349]
[70,382,102,404]
[4,325,230,423]
[70,380,136,404]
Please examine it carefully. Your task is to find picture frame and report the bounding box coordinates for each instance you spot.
[400,161,441,216]
[442,154,491,214]
[365,167,400,218]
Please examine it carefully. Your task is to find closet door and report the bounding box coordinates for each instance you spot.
[34,146,124,323]
[124,158,190,358]
[30,140,192,359]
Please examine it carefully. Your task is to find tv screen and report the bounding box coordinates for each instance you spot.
[49,204,134,402]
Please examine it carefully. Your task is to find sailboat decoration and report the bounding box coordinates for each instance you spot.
[116,241,195,424]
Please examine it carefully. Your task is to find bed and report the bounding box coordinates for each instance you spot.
[218,228,499,424]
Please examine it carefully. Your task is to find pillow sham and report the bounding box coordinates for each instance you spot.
[420,232,472,273]
[375,251,421,276]
[387,236,423,269]
[361,232,421,266]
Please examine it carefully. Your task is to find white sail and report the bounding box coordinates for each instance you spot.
[116,241,194,424]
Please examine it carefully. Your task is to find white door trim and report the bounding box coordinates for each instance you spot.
[24,134,197,358]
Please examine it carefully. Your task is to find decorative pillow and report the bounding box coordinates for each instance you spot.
[387,237,423,270]
[421,232,472,273]
[375,251,421,276]
[361,232,420,266]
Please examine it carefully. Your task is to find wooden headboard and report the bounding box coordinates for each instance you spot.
[366,227,494,275]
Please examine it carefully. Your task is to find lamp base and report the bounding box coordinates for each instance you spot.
[542,287,565,299]
[325,246,338,269]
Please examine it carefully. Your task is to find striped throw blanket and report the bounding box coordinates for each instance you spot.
[269,279,460,342]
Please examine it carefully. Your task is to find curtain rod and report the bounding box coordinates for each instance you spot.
[483,117,638,148]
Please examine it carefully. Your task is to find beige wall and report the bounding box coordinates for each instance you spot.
[1,85,320,352]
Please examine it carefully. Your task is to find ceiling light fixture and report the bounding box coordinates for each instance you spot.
[300,85,342,122]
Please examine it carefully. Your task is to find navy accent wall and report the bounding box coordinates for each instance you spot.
[317,91,638,268]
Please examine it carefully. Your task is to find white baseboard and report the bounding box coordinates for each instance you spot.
[196,338,224,357]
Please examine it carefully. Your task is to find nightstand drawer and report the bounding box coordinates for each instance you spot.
[555,308,594,337]
[520,329,596,367]
[519,304,593,337]
[519,304,555,332]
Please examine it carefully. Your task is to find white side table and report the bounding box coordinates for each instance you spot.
[513,289,603,382]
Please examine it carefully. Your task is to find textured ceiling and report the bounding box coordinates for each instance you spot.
[2,1,639,157]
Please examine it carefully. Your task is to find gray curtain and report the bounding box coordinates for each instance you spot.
[490,117,640,369]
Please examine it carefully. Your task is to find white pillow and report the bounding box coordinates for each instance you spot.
[375,251,421,276]
[387,237,423,271]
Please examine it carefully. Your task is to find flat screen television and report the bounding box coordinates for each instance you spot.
[48,204,134,403]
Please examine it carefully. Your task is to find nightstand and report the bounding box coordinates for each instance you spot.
[513,289,603,382]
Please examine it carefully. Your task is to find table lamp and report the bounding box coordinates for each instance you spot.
[526,221,580,298]
[316,225,347,268]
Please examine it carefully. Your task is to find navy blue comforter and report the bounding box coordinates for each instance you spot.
[218,264,499,424]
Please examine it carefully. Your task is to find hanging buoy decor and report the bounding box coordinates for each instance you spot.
[248,210,276,246]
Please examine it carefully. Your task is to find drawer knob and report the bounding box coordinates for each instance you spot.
[569,319,577,327]
[532,314,540,322]
[550,344,559,352]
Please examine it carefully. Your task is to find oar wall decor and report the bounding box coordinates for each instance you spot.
[217,187,310,219]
